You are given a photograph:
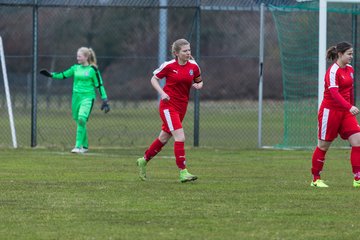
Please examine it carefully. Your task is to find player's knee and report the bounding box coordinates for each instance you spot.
[317,140,331,151]
[77,117,87,127]
[348,132,360,147]
[159,138,169,145]
[171,129,185,142]
[351,139,360,147]
[158,131,172,144]
[174,136,185,142]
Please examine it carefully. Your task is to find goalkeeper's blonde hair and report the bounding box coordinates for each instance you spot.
[78,47,98,67]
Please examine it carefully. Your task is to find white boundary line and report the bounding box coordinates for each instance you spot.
[47,151,176,159]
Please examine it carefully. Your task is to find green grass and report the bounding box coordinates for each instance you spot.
[0,147,359,239]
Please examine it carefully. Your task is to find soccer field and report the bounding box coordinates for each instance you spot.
[0,147,359,239]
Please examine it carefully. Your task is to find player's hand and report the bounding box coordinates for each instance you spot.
[39,69,52,77]
[192,81,203,90]
[101,99,110,113]
[350,106,359,115]
[161,93,170,102]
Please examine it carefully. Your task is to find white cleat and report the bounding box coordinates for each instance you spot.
[81,147,88,153]
[71,147,83,154]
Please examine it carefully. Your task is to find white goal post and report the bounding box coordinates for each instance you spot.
[318,0,360,108]
[0,36,17,148]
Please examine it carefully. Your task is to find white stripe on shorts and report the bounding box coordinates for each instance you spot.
[163,109,174,131]
[321,108,330,140]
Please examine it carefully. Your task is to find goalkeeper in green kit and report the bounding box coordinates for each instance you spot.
[40,47,110,153]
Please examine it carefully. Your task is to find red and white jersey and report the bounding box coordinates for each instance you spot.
[322,63,354,111]
[154,59,201,111]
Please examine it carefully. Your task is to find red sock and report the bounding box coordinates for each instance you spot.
[144,138,165,161]
[174,141,186,170]
[351,146,360,180]
[311,147,327,181]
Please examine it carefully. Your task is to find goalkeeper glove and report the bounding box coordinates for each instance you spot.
[101,99,110,113]
[39,69,52,77]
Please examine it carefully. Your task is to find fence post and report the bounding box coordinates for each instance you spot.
[258,3,265,148]
[193,2,201,147]
[158,0,168,91]
[31,0,38,147]
[352,4,357,104]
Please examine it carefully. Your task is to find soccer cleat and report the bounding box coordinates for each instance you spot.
[179,169,198,183]
[310,179,329,188]
[136,157,147,181]
[81,147,89,153]
[71,147,83,154]
[353,179,360,188]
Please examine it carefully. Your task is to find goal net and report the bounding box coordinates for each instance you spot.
[270,0,360,148]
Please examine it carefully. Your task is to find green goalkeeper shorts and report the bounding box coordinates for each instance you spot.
[72,93,95,121]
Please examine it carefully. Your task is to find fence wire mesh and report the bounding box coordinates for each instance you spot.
[0,0,295,149]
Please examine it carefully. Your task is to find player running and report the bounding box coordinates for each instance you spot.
[310,41,360,188]
[136,39,203,182]
[39,47,110,153]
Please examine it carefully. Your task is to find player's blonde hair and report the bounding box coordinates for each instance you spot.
[77,47,98,67]
[171,39,192,59]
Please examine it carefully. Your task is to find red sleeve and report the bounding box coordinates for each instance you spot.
[193,65,202,83]
[194,65,201,78]
[154,63,168,79]
[329,87,352,110]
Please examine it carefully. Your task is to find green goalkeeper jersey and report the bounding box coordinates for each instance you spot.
[52,64,108,99]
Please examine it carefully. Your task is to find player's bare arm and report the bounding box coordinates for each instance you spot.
[350,106,360,115]
[150,75,170,101]
[192,81,203,90]
[192,75,203,89]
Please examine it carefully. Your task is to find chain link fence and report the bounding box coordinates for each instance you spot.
[0,0,297,149]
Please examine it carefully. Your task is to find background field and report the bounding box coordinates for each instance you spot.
[0,147,359,239]
[0,1,291,150]
[0,1,354,150]
[0,100,287,149]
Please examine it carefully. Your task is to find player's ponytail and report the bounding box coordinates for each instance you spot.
[77,47,98,67]
[88,48,98,68]
[326,46,337,61]
[326,41,352,61]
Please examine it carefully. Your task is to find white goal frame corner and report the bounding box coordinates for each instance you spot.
[318,0,360,108]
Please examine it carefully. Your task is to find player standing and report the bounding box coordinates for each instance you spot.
[136,39,203,182]
[39,47,110,153]
[310,41,360,187]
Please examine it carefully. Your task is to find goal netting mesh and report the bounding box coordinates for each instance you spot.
[270,0,360,148]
